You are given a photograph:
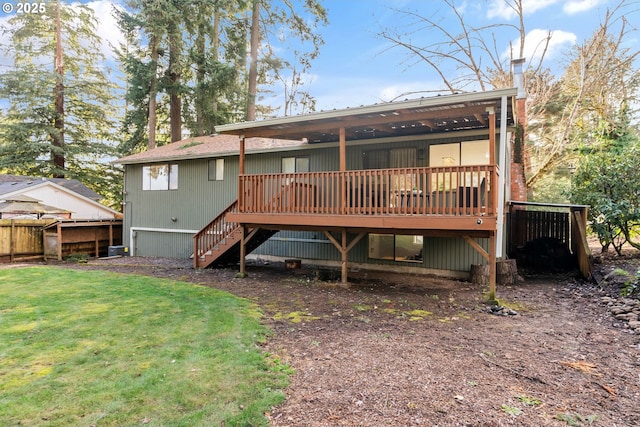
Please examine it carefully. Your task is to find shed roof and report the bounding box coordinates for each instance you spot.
[0,198,71,215]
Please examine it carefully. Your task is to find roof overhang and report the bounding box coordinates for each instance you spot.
[216,88,517,143]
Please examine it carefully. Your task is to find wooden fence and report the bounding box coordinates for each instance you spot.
[0,219,55,262]
[509,210,570,250]
[1,219,123,263]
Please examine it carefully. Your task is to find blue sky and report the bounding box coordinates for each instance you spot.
[304,0,633,111]
[0,0,636,114]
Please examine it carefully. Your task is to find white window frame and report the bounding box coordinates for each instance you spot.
[142,164,178,191]
[282,156,310,173]
[208,158,225,181]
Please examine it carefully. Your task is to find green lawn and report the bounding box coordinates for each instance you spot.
[0,267,290,426]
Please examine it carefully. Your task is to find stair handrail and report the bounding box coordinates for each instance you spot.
[193,200,239,268]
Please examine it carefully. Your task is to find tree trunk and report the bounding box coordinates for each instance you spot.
[211,10,220,132]
[470,264,490,286]
[496,259,518,286]
[195,26,205,136]
[247,0,260,121]
[53,0,65,176]
[148,34,158,150]
[169,31,182,142]
[471,260,519,286]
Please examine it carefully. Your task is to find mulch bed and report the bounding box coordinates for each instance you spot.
[37,253,640,426]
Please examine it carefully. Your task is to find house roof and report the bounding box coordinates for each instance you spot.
[114,134,308,165]
[0,175,102,201]
[115,88,518,166]
[0,178,120,217]
[216,88,517,143]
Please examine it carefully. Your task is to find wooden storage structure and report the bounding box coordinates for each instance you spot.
[43,219,123,260]
[508,201,591,279]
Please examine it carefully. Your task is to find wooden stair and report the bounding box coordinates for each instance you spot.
[193,200,277,269]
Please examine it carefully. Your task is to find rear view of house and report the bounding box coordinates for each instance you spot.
[117,87,526,296]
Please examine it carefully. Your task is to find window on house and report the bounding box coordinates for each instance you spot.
[368,234,423,263]
[208,158,224,181]
[429,140,489,190]
[364,148,418,192]
[429,140,490,167]
[363,149,389,169]
[460,140,490,165]
[363,148,417,170]
[282,156,309,173]
[142,164,178,191]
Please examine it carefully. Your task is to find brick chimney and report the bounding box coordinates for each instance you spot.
[510,58,528,202]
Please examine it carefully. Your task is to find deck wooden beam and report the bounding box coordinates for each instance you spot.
[228,212,497,232]
[245,226,261,242]
[488,233,497,300]
[239,136,246,174]
[323,230,366,284]
[488,107,496,164]
[341,230,347,283]
[339,127,346,171]
[463,235,489,261]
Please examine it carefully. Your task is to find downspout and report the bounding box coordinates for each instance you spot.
[496,95,509,258]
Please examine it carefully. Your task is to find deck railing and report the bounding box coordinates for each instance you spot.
[193,200,239,268]
[239,165,498,217]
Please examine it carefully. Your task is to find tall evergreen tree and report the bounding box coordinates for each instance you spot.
[0,1,120,206]
[116,0,327,154]
[251,0,327,117]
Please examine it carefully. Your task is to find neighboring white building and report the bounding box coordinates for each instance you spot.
[0,175,120,220]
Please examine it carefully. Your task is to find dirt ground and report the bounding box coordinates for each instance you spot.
[42,250,640,427]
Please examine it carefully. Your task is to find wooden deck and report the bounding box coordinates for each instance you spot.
[195,165,499,265]
[229,165,498,232]
[194,165,500,296]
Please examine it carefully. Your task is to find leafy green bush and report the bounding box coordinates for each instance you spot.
[571,113,640,254]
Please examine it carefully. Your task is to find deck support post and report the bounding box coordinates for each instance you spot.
[322,230,366,285]
[341,229,348,284]
[463,234,497,301]
[239,135,245,174]
[238,136,245,212]
[488,106,496,164]
[238,224,247,278]
[339,127,346,213]
[488,233,497,301]
[56,221,62,261]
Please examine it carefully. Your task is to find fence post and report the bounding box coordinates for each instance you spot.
[10,219,15,262]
